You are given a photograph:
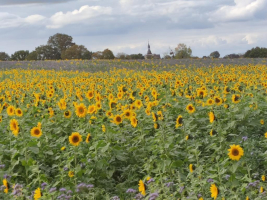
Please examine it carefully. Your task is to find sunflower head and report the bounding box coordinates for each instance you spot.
[75,103,87,118]
[228,144,244,161]
[186,104,196,114]
[210,184,218,199]
[34,187,41,200]
[69,132,82,146]
[31,127,42,138]
[3,179,9,194]
[15,108,23,117]
[86,133,92,144]
[113,115,123,125]
[138,180,146,196]
[64,110,71,118]
[68,171,74,178]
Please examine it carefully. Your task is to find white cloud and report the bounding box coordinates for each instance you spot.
[46,5,112,29]
[210,0,267,22]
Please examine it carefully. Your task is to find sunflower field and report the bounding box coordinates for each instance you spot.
[0,59,267,200]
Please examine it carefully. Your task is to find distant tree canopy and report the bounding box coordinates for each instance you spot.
[26,51,38,61]
[223,54,240,59]
[244,47,267,58]
[61,45,92,60]
[0,52,10,61]
[102,49,115,59]
[35,45,61,60]
[174,43,192,59]
[116,53,144,60]
[47,33,75,55]
[11,50,29,61]
[210,51,220,58]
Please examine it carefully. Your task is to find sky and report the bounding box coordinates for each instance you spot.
[0,0,266,57]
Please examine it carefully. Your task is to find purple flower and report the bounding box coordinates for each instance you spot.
[126,188,137,193]
[165,182,173,188]
[63,167,69,171]
[147,178,155,184]
[135,193,143,200]
[3,174,11,179]
[242,136,248,142]
[179,186,185,193]
[67,190,72,194]
[49,187,57,193]
[111,196,120,200]
[225,175,230,180]
[41,182,47,190]
[197,194,202,198]
[0,164,5,169]
[149,192,159,200]
[59,188,67,192]
[207,178,214,183]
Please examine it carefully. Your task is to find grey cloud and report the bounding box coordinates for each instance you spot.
[0,0,75,5]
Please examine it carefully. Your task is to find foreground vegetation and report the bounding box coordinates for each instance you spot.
[0,60,267,199]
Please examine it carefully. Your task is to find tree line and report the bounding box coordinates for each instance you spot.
[0,33,267,61]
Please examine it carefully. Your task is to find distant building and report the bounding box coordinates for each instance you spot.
[145,42,161,59]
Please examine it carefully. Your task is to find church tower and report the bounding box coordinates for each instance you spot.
[147,42,152,55]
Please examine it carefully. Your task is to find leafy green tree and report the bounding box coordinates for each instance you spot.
[47,33,75,55]
[210,51,220,58]
[102,49,115,59]
[35,45,61,60]
[26,51,38,61]
[11,50,29,61]
[61,45,92,60]
[244,47,267,58]
[128,53,144,59]
[174,43,192,59]
[116,52,127,59]
[0,52,10,61]
[92,51,104,59]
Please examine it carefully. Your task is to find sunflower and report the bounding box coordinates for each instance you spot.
[206,98,214,106]
[0,115,2,123]
[113,115,123,125]
[31,127,42,138]
[154,123,160,129]
[34,187,41,200]
[232,94,241,103]
[10,119,19,137]
[175,115,183,128]
[68,171,74,178]
[123,109,132,119]
[130,116,138,128]
[87,105,96,114]
[246,196,249,200]
[260,119,264,125]
[262,175,265,181]
[228,144,244,161]
[214,96,223,106]
[157,111,163,120]
[109,100,117,110]
[223,104,229,109]
[3,178,9,193]
[209,111,215,123]
[210,129,217,136]
[86,90,94,100]
[69,132,82,146]
[135,99,143,109]
[185,135,189,140]
[64,110,71,118]
[210,184,218,199]
[260,186,264,193]
[86,133,92,143]
[189,164,194,173]
[75,103,87,118]
[186,104,196,114]
[101,125,106,133]
[7,105,15,116]
[15,108,23,117]
[265,132,267,138]
[138,180,146,196]
[152,112,158,122]
[61,146,66,151]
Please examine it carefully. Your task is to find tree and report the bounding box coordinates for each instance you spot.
[210,51,220,58]
[61,45,92,60]
[92,51,104,59]
[174,43,192,59]
[116,52,127,59]
[223,54,240,59]
[35,45,61,60]
[129,53,144,59]
[0,52,10,61]
[11,50,29,61]
[102,49,115,59]
[26,51,38,61]
[244,47,267,58]
[47,33,75,55]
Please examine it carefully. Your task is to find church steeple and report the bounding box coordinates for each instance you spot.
[147,41,152,54]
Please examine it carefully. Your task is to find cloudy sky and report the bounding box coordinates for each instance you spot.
[0,0,266,57]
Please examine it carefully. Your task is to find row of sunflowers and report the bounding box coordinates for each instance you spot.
[0,62,267,199]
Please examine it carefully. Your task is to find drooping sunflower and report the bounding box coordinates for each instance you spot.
[69,132,82,146]
[64,110,71,118]
[86,133,92,143]
[154,123,160,129]
[260,186,264,193]
[157,111,163,120]
[3,178,9,193]
[189,164,194,173]
[232,94,241,103]
[31,127,42,138]
[130,116,138,128]
[262,175,266,181]
[15,108,23,117]
[209,111,215,123]
[68,171,74,178]
[210,184,218,199]
[152,112,158,122]
[34,187,41,200]
[102,125,106,132]
[113,115,123,125]
[228,144,244,161]
[7,105,15,116]
[75,103,87,118]
[186,104,196,114]
[10,119,19,137]
[87,105,96,114]
[138,180,146,196]
[175,115,183,128]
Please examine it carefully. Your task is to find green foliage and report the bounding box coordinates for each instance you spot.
[35,45,61,60]
[244,47,267,58]
[174,43,192,59]
[0,52,10,61]
[11,50,29,61]
[210,51,220,58]
[26,51,38,61]
[61,45,92,60]
[47,33,75,55]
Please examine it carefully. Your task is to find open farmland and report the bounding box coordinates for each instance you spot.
[0,59,267,200]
